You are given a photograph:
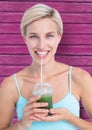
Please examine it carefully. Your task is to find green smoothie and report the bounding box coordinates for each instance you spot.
[38,94,53,109]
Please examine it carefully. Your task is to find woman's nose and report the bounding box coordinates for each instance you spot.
[36,38,46,49]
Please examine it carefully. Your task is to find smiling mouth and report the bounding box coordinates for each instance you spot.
[35,51,49,58]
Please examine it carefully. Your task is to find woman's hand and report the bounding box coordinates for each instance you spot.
[34,107,72,122]
[20,95,49,129]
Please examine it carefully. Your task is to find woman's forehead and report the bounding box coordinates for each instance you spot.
[26,18,58,34]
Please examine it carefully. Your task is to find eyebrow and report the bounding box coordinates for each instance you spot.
[28,32,55,35]
[28,33,37,35]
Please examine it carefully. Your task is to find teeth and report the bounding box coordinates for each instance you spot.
[36,51,48,55]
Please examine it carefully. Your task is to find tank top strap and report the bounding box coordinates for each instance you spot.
[13,74,21,96]
[69,66,73,93]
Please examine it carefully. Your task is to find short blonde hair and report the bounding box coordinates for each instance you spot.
[20,4,63,36]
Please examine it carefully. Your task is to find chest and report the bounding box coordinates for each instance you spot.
[20,74,72,104]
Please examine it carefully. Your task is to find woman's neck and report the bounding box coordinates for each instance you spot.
[30,60,58,80]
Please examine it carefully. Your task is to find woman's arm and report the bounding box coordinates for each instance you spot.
[68,113,92,130]
[65,68,92,130]
[0,77,31,130]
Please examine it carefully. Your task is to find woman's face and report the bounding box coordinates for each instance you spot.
[24,18,62,65]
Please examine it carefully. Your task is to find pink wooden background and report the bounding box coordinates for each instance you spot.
[0,0,92,122]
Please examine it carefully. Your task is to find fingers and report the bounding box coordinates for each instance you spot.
[28,95,41,104]
[24,108,49,116]
[28,102,48,109]
[50,108,66,114]
[24,102,48,113]
[34,114,56,122]
[29,113,50,121]
[29,115,42,121]
[34,108,67,122]
[24,95,49,118]
[24,94,48,110]
[50,108,58,114]
[21,95,49,127]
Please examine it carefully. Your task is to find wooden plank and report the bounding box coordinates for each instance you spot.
[64,24,92,34]
[1,23,92,34]
[2,0,92,2]
[0,34,24,45]
[0,66,26,76]
[58,0,92,1]
[61,35,92,45]
[62,13,92,24]
[0,12,22,23]
[55,55,92,66]
[0,2,92,13]
[0,34,92,45]
[0,23,19,34]
[0,34,23,45]
[57,45,92,55]
[1,0,92,2]
[0,45,28,54]
[0,45,92,55]
[0,55,32,65]
[1,12,92,24]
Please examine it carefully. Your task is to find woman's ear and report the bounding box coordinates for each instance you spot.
[57,33,62,45]
[59,33,62,42]
[22,36,27,45]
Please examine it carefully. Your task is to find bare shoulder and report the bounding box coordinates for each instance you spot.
[72,67,92,118]
[0,75,18,128]
[72,67,92,91]
[0,74,18,104]
[0,66,29,93]
[72,67,91,82]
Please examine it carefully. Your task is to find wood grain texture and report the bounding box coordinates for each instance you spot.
[1,0,92,2]
[55,56,92,68]
[0,2,92,13]
[0,55,32,65]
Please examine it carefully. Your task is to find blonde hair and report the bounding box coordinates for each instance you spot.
[20,4,63,36]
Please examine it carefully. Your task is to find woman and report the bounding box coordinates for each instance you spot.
[0,3,92,130]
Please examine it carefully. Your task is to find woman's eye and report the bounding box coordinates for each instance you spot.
[30,35,38,38]
[47,34,54,38]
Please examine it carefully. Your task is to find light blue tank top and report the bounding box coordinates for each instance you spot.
[14,66,80,130]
